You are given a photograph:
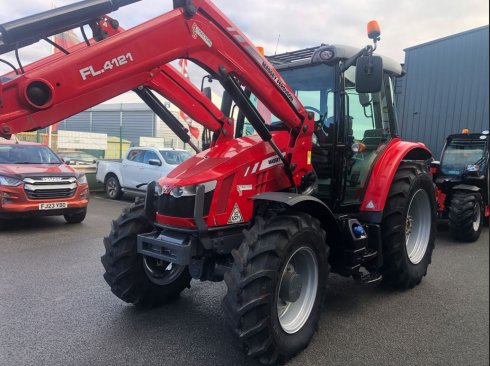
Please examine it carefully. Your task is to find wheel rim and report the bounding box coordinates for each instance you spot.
[473,202,481,231]
[277,246,318,334]
[106,178,117,198]
[143,257,185,286]
[405,189,431,264]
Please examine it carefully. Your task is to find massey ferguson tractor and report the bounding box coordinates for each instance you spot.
[0,0,436,364]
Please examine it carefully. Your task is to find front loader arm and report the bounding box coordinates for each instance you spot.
[146,65,224,133]
[1,0,307,139]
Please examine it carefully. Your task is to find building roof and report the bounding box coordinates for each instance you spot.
[404,25,489,52]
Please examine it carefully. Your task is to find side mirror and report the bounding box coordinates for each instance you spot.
[148,159,162,167]
[429,160,440,177]
[358,93,371,107]
[203,87,212,101]
[355,56,383,93]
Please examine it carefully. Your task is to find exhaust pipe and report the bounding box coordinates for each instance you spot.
[0,0,141,54]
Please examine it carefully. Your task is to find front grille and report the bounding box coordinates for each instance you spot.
[157,191,214,218]
[24,176,77,200]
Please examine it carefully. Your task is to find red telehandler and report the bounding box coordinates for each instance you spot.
[0,0,437,364]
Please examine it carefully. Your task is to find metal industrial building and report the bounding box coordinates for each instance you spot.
[396,25,489,158]
[54,96,206,152]
[59,103,155,146]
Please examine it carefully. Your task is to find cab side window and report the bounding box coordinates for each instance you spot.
[143,150,160,165]
[127,149,145,163]
[344,66,390,145]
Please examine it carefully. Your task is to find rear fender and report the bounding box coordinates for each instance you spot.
[251,192,341,237]
[361,139,432,213]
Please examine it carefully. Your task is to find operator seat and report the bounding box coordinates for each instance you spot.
[362,128,386,150]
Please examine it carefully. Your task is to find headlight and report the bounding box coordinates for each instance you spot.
[170,180,217,198]
[77,174,88,185]
[0,175,23,187]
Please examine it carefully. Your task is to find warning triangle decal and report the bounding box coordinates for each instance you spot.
[228,203,244,224]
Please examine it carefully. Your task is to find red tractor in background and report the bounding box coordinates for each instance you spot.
[0,0,436,364]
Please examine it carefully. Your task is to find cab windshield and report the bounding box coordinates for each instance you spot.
[243,63,335,134]
[0,145,62,164]
[440,141,486,176]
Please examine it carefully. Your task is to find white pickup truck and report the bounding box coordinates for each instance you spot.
[96,147,192,199]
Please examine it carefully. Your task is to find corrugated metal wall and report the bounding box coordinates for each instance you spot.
[397,25,489,159]
[57,107,155,146]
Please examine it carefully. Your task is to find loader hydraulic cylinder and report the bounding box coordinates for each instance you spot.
[0,0,141,54]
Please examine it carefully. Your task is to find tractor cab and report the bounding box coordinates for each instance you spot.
[237,43,404,210]
[436,131,489,183]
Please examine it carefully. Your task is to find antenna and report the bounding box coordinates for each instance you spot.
[274,34,281,55]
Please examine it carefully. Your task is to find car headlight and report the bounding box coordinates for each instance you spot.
[77,174,88,185]
[0,175,23,187]
[170,180,217,198]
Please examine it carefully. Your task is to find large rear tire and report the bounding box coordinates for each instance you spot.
[101,199,191,306]
[222,212,329,365]
[381,162,436,289]
[448,191,483,242]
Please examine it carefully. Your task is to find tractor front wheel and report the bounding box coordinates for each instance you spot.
[101,198,191,306]
[448,191,483,242]
[222,212,329,365]
[381,162,436,289]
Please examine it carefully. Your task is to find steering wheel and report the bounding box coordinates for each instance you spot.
[304,106,322,115]
[304,106,328,134]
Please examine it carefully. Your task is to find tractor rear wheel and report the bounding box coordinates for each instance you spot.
[448,191,483,242]
[381,162,436,289]
[101,198,191,306]
[222,212,329,365]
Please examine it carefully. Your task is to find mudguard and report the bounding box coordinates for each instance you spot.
[251,191,341,235]
[360,138,432,213]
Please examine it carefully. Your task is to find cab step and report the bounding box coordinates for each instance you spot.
[355,272,383,286]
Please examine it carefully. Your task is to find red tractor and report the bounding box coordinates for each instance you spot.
[0,1,436,364]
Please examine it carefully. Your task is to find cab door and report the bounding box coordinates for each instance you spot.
[123,149,146,189]
[339,69,395,206]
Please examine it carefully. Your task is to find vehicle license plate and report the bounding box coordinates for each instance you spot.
[39,202,68,210]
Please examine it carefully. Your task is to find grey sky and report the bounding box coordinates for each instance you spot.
[1,0,488,78]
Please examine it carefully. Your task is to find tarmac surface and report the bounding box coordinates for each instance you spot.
[0,194,488,366]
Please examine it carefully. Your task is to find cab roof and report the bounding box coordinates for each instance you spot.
[268,44,404,77]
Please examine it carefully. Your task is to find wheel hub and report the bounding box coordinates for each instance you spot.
[143,256,185,286]
[405,189,431,265]
[277,246,319,334]
[406,215,413,238]
[279,269,302,303]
